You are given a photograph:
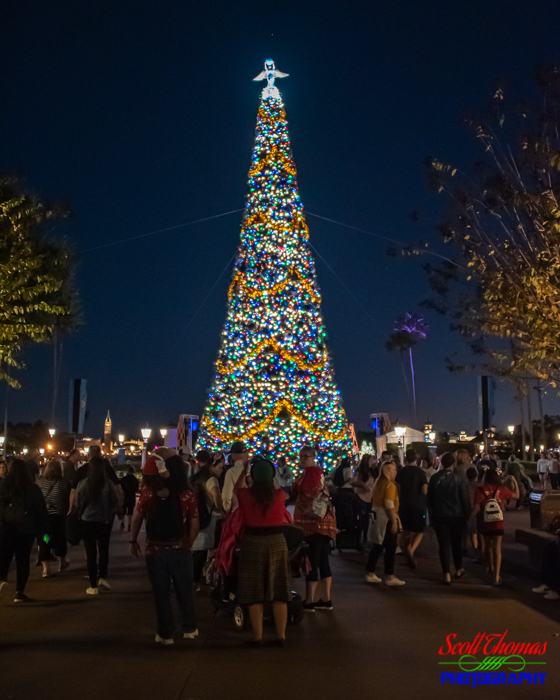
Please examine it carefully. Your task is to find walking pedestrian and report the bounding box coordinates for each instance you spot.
[470,469,519,586]
[222,441,249,513]
[365,460,405,586]
[130,456,200,645]
[276,456,293,493]
[293,446,337,608]
[454,449,474,482]
[190,452,224,589]
[25,450,41,482]
[352,454,375,544]
[63,448,81,483]
[0,459,49,602]
[37,460,71,576]
[537,452,550,490]
[234,457,292,646]
[120,467,139,532]
[75,456,121,595]
[548,454,560,491]
[427,452,469,585]
[395,449,428,568]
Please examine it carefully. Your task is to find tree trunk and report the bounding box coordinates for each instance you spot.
[536,379,546,449]
[399,351,411,406]
[527,389,535,461]
[519,387,527,460]
[409,347,417,426]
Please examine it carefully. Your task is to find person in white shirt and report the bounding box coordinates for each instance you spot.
[276,456,293,491]
[221,441,249,513]
[537,452,551,490]
[548,453,560,491]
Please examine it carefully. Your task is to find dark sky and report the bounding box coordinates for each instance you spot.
[2,0,560,440]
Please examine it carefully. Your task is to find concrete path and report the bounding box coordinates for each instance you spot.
[1,511,559,700]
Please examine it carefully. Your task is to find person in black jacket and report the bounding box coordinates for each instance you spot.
[427,452,469,585]
[0,459,49,602]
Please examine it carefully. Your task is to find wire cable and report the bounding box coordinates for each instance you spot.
[81,209,244,253]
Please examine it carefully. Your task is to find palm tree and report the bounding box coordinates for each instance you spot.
[390,313,428,424]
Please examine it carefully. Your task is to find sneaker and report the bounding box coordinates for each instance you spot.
[86,587,99,595]
[315,599,333,610]
[0,580,8,600]
[366,572,382,583]
[98,578,111,590]
[155,634,174,645]
[303,602,315,612]
[544,591,560,600]
[14,592,31,603]
[532,584,550,594]
[183,629,199,639]
[385,575,406,587]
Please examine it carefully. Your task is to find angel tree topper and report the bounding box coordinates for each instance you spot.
[253,59,289,99]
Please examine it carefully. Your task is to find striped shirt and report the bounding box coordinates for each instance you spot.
[38,477,71,515]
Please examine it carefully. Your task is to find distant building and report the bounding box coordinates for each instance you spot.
[103,411,112,453]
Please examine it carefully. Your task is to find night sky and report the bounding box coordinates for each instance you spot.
[2,0,560,440]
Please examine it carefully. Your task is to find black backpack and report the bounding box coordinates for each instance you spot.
[146,492,185,543]
[0,493,25,525]
[191,481,212,531]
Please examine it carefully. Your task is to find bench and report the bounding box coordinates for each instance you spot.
[515,527,557,570]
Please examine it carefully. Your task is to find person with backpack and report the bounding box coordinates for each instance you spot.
[129,454,200,645]
[75,456,121,595]
[37,460,71,577]
[427,452,470,585]
[470,469,519,586]
[0,459,49,603]
[190,452,224,590]
[293,446,337,611]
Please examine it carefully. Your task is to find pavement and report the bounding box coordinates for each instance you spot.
[1,509,559,700]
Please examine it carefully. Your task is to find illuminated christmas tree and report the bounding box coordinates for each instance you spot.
[198,61,352,467]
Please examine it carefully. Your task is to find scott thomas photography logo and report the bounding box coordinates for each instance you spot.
[438,630,547,688]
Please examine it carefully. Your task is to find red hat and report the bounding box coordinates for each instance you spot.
[142,453,167,476]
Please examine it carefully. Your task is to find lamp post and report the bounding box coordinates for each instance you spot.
[141,427,152,468]
[48,428,56,439]
[0,435,4,457]
[429,431,436,444]
[508,425,515,455]
[394,424,406,464]
[118,434,125,445]
[160,428,168,446]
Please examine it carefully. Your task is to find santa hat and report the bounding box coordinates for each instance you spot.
[142,452,168,476]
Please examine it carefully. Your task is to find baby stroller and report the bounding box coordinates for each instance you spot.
[209,520,306,631]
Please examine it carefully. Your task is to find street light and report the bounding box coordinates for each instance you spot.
[48,428,56,438]
[394,424,406,462]
[118,434,125,444]
[508,425,515,454]
[429,431,436,443]
[141,427,152,467]
[0,436,4,457]
[160,427,168,443]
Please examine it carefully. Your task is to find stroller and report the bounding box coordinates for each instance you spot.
[209,519,306,631]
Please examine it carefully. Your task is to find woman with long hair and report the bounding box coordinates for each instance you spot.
[427,452,470,584]
[75,456,119,595]
[365,460,405,586]
[235,457,292,646]
[470,468,519,586]
[190,452,224,589]
[0,459,49,602]
[353,454,376,543]
[38,460,71,577]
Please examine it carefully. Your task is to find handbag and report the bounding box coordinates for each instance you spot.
[310,492,330,518]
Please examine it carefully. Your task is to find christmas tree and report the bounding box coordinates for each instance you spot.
[198,61,352,467]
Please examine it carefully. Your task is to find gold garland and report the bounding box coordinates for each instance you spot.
[248,146,296,178]
[201,399,349,443]
[216,338,326,375]
[228,266,320,303]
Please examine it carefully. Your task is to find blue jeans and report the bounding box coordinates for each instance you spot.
[145,548,196,639]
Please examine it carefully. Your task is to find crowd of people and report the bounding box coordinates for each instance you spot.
[0,440,558,647]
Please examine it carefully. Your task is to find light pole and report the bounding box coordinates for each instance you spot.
[394,424,406,464]
[0,435,4,457]
[160,428,168,446]
[508,425,515,455]
[429,431,436,444]
[118,434,125,445]
[141,427,152,468]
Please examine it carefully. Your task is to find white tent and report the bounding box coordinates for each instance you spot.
[385,426,425,444]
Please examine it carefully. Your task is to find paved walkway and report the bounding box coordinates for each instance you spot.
[1,511,559,700]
